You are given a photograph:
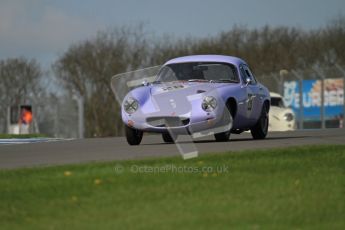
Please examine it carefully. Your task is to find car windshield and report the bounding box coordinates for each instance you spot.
[271,97,285,108]
[156,62,239,83]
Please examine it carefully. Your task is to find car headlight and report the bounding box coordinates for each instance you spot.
[124,97,139,114]
[283,112,294,121]
[202,96,217,112]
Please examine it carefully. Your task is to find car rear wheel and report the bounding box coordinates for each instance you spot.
[214,104,233,142]
[125,125,143,145]
[251,106,269,139]
[162,133,176,143]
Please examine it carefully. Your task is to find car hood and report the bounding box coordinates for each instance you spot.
[129,81,234,117]
[151,82,228,115]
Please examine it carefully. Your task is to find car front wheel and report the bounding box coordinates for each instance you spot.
[214,104,233,142]
[251,106,269,139]
[162,133,176,143]
[125,125,143,145]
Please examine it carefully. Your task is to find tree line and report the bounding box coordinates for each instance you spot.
[1,16,344,136]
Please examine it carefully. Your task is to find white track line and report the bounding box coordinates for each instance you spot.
[0,138,73,145]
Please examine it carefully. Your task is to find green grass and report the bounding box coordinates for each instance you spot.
[0,145,344,229]
[0,134,48,139]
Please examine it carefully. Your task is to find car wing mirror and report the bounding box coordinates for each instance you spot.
[245,77,251,86]
[142,80,150,86]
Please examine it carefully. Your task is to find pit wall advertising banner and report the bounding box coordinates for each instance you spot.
[283,78,344,120]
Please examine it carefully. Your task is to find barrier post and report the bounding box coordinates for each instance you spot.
[335,64,345,129]
[312,67,326,129]
[291,70,304,129]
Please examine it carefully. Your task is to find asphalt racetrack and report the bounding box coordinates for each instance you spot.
[0,129,344,169]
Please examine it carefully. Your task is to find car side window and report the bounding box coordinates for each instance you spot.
[239,65,247,83]
[242,65,257,85]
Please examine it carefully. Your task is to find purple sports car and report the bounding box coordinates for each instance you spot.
[120,55,270,145]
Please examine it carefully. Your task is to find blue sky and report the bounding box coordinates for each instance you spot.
[0,0,344,67]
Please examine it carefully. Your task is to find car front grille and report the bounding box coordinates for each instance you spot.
[146,117,190,127]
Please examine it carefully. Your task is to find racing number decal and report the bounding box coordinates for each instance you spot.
[247,94,254,111]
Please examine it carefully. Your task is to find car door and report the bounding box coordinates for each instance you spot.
[240,64,260,122]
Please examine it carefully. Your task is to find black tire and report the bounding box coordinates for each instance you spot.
[214,131,231,142]
[251,106,269,139]
[162,133,176,143]
[214,103,233,142]
[125,125,143,145]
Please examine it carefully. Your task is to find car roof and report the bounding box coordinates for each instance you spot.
[164,55,247,66]
[270,92,283,98]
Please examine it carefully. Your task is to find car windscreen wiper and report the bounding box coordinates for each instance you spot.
[188,79,210,82]
[210,79,239,83]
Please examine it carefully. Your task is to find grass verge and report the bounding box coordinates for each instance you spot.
[0,134,48,139]
[0,145,344,229]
